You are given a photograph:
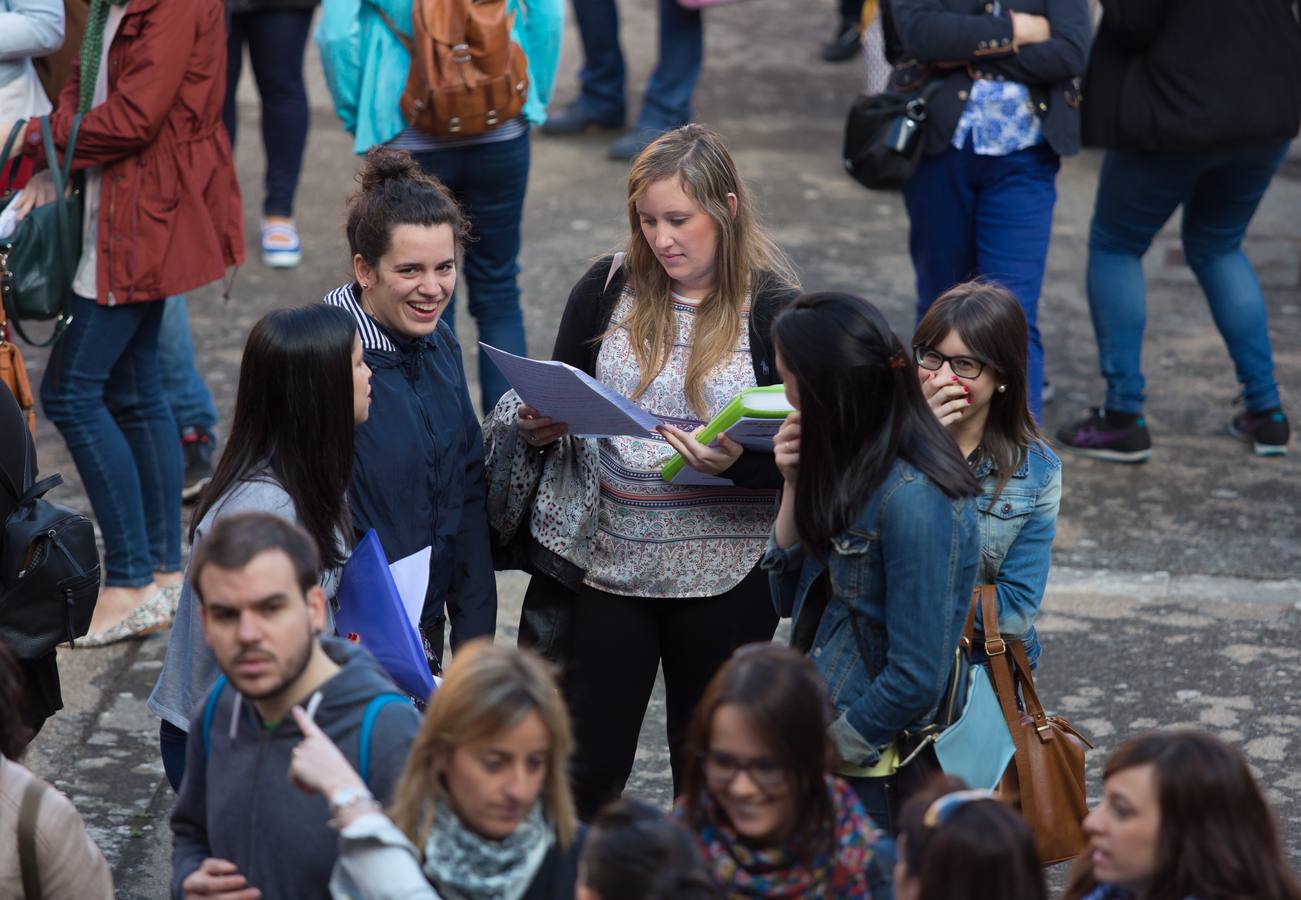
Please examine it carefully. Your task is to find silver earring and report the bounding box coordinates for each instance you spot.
[997,384,1007,393]
[359,281,369,289]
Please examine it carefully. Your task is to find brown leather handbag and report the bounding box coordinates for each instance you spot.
[0,313,37,439]
[973,584,1093,865]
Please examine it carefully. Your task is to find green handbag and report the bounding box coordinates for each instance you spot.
[0,114,83,348]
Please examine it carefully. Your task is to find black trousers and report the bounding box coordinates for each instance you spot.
[564,565,777,819]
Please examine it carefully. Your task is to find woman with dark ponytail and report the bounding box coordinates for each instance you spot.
[324,148,497,669]
[764,292,981,831]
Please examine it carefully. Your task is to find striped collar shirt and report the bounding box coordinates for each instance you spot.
[323,283,397,353]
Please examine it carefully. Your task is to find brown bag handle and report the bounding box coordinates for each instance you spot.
[18,777,46,900]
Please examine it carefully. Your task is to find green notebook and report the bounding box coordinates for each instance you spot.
[661,385,795,485]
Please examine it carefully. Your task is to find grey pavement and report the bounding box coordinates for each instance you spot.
[16,1,1301,896]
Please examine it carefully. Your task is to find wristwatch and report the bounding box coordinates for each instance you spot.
[328,785,375,817]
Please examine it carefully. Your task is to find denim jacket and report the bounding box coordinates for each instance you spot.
[972,439,1061,668]
[763,460,980,768]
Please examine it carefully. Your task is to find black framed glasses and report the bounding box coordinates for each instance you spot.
[700,750,788,792]
[913,345,988,379]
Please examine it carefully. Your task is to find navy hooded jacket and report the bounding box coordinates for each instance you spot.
[325,283,497,650]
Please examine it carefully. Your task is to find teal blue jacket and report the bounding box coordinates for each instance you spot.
[315,0,564,154]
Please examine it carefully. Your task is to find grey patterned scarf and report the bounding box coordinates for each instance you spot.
[421,801,554,900]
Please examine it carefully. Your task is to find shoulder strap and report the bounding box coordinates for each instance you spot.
[201,675,230,759]
[18,777,47,900]
[358,693,407,786]
[367,1,415,53]
[602,252,625,293]
[0,118,27,176]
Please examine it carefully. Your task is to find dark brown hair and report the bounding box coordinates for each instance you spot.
[345,147,469,267]
[912,280,1041,503]
[679,644,836,861]
[191,305,357,570]
[189,512,321,604]
[0,642,32,760]
[1063,730,1301,900]
[582,798,719,900]
[772,292,980,557]
[897,776,1045,900]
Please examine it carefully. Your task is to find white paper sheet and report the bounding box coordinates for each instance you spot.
[388,546,431,633]
[480,343,661,437]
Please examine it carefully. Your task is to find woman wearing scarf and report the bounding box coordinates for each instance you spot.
[673,645,891,899]
[289,641,584,900]
[0,0,243,645]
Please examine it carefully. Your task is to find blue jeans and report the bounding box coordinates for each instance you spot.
[1085,144,1289,415]
[903,138,1060,421]
[571,0,703,130]
[158,295,218,434]
[40,296,183,586]
[160,719,188,793]
[222,8,313,218]
[412,131,530,414]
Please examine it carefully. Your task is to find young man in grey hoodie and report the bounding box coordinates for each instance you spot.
[170,512,421,900]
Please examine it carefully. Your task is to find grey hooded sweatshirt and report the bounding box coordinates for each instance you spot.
[169,636,421,900]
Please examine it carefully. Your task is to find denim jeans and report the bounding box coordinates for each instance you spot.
[40,296,183,586]
[158,295,218,434]
[222,8,313,218]
[1085,143,1289,415]
[160,718,188,793]
[412,131,530,414]
[904,138,1060,421]
[571,0,702,130]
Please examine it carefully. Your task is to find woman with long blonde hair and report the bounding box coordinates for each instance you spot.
[288,641,583,900]
[517,124,799,819]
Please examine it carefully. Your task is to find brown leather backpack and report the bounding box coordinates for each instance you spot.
[375,0,530,137]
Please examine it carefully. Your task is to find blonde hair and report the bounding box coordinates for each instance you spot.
[386,641,578,850]
[615,125,797,418]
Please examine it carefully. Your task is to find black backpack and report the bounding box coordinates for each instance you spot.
[0,470,100,658]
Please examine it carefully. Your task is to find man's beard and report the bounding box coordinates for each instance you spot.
[233,621,316,704]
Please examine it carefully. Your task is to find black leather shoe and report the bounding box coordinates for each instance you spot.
[820,19,862,62]
[540,102,624,136]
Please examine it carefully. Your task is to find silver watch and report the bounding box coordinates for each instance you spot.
[328,785,374,816]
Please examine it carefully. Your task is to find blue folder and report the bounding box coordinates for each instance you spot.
[334,530,435,702]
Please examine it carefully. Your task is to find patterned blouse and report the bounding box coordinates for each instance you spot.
[582,290,778,598]
[951,78,1043,156]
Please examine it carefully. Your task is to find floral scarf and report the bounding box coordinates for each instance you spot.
[421,801,555,900]
[675,775,884,898]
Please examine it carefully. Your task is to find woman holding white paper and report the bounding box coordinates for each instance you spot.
[516,125,799,819]
[149,304,370,792]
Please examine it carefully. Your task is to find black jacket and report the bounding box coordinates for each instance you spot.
[520,828,584,900]
[1082,0,1301,151]
[325,285,497,655]
[887,0,1091,158]
[552,256,798,490]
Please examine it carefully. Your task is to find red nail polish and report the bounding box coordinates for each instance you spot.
[966,397,972,404]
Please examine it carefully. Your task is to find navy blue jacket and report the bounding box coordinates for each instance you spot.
[1082,0,1301,151]
[887,0,1091,158]
[325,284,497,648]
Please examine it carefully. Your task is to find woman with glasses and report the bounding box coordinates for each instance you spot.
[893,777,1045,900]
[765,292,980,830]
[913,281,1061,669]
[674,644,891,898]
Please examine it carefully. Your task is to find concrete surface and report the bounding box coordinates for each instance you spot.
[14,0,1301,896]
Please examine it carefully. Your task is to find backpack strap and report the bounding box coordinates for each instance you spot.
[358,693,407,786]
[201,675,230,759]
[602,251,625,293]
[367,1,414,53]
[18,777,47,900]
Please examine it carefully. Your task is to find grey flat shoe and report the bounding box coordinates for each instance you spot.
[77,589,174,648]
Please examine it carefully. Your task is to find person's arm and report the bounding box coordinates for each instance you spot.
[445,338,498,649]
[315,0,363,136]
[331,813,441,900]
[515,0,564,122]
[46,3,201,168]
[0,0,63,59]
[833,482,971,762]
[170,704,215,898]
[889,0,1017,63]
[971,0,1091,84]
[984,464,1060,641]
[32,782,114,900]
[551,258,616,373]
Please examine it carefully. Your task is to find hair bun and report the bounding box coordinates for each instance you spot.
[357,147,425,193]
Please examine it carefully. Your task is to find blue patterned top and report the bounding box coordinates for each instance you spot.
[952,79,1043,155]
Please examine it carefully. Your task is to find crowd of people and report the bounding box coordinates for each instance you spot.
[0,0,1298,896]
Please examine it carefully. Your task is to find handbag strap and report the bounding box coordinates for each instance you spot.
[18,776,47,900]
[0,119,28,180]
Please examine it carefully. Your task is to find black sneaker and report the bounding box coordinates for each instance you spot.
[820,18,862,62]
[181,427,215,502]
[1056,408,1152,463]
[1228,407,1289,456]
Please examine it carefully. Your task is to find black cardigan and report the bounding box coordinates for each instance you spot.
[1082,0,1301,152]
[886,0,1092,158]
[551,256,797,490]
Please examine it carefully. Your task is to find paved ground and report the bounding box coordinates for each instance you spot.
[14,2,1301,896]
